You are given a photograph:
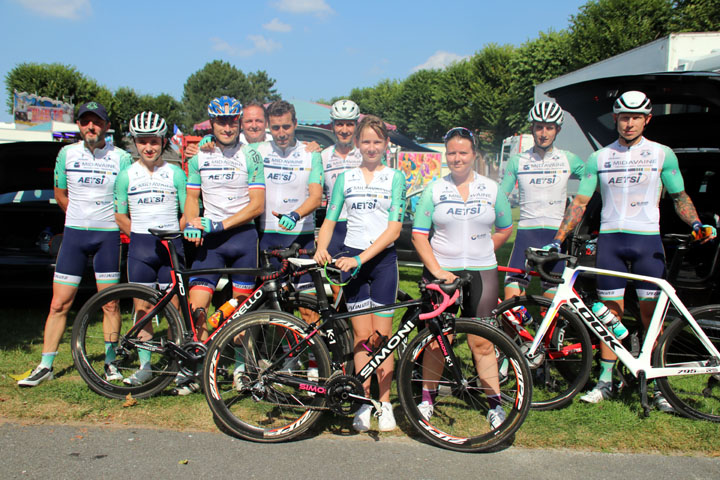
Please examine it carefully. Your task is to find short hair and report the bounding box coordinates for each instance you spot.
[242,101,268,121]
[355,114,388,141]
[266,100,296,123]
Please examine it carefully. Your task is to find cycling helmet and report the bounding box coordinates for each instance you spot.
[528,101,564,126]
[129,111,167,137]
[330,99,360,121]
[207,96,242,118]
[613,91,652,114]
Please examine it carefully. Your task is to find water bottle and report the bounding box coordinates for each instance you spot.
[208,298,239,328]
[591,302,629,340]
[511,306,533,326]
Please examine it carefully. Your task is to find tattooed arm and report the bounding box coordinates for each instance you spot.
[669,190,700,226]
[553,194,592,242]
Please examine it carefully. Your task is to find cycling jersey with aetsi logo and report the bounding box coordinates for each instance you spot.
[115,161,187,234]
[577,138,685,234]
[500,148,584,229]
[256,140,323,234]
[326,167,405,250]
[413,173,512,270]
[54,142,132,230]
[186,143,264,222]
[322,145,363,221]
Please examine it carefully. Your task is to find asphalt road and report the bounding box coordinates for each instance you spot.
[1,421,718,480]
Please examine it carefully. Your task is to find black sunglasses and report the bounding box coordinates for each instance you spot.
[443,127,474,142]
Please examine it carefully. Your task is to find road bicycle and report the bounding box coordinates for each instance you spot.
[202,261,532,452]
[71,229,353,400]
[512,245,720,420]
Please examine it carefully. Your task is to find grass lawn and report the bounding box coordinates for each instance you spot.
[1,209,718,455]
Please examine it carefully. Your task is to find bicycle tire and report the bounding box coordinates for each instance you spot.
[280,292,354,374]
[71,283,183,399]
[396,318,532,453]
[203,310,332,442]
[653,304,720,422]
[494,295,593,410]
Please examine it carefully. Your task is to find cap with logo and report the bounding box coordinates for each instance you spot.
[77,101,109,122]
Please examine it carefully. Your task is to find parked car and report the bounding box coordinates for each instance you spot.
[547,71,720,305]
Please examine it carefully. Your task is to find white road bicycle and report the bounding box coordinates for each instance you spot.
[522,246,720,421]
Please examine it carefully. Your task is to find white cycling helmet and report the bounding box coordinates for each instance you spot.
[613,91,652,115]
[528,101,564,126]
[330,99,360,121]
[129,111,167,137]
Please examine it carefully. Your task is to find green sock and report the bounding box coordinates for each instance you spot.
[138,349,152,369]
[234,347,245,371]
[105,342,118,364]
[598,359,615,384]
[40,352,57,369]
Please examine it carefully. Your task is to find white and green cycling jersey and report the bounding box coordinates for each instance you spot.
[577,138,685,234]
[256,140,323,235]
[326,166,406,250]
[54,142,132,230]
[413,173,512,270]
[114,161,187,233]
[500,147,584,229]
[186,143,265,223]
[321,145,363,221]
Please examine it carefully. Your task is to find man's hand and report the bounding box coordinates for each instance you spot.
[541,240,562,252]
[184,226,202,242]
[198,134,216,151]
[200,217,225,234]
[274,211,300,231]
[303,141,322,153]
[692,221,717,244]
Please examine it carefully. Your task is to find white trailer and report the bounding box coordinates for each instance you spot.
[535,32,720,161]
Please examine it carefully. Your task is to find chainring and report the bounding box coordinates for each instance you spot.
[324,373,365,415]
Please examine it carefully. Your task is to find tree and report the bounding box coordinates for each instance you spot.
[568,0,675,68]
[5,62,112,116]
[392,70,444,141]
[348,79,401,121]
[182,60,280,126]
[672,0,720,30]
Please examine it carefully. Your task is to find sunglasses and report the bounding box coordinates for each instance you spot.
[443,127,474,142]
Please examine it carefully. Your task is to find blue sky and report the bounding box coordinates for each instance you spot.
[0,0,589,122]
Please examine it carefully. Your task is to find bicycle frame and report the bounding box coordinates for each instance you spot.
[529,262,720,380]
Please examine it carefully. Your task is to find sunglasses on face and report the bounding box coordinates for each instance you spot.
[443,127,474,143]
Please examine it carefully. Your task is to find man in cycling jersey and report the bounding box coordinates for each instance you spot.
[501,102,584,300]
[322,100,364,259]
[256,100,322,290]
[18,101,132,387]
[183,96,265,348]
[547,90,717,410]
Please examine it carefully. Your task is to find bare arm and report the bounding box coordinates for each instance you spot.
[492,226,513,251]
[314,218,337,265]
[412,232,456,283]
[54,187,69,212]
[669,190,700,226]
[114,213,131,237]
[553,194,591,242]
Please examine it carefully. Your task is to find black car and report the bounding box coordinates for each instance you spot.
[547,71,720,305]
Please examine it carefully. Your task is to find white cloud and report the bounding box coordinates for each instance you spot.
[211,35,281,57]
[412,51,469,72]
[263,18,292,32]
[271,0,333,16]
[13,0,91,19]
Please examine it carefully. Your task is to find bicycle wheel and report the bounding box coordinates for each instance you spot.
[396,318,532,453]
[71,284,183,399]
[494,295,593,410]
[203,310,332,442]
[281,292,354,374]
[653,305,720,422]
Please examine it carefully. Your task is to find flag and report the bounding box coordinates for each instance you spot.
[170,124,183,153]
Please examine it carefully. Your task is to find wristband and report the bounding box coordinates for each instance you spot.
[353,255,362,268]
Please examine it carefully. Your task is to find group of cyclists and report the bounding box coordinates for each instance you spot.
[17,89,717,430]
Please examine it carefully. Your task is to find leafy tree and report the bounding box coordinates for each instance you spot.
[247,70,280,103]
[5,62,112,117]
[672,0,720,30]
[392,69,444,141]
[348,79,401,120]
[568,0,675,68]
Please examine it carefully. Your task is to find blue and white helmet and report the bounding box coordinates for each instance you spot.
[208,96,242,118]
[613,91,652,115]
[528,101,564,126]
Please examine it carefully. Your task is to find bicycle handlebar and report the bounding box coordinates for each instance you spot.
[418,273,471,320]
[524,248,576,285]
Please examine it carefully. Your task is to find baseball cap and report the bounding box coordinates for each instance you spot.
[77,101,109,122]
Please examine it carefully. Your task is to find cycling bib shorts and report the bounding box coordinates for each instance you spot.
[505,228,563,291]
[54,227,121,287]
[127,233,184,290]
[422,268,498,318]
[343,246,398,317]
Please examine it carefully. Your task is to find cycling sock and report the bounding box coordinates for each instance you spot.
[598,358,615,384]
[138,348,152,369]
[104,342,118,364]
[487,394,502,410]
[40,352,58,369]
[421,388,437,404]
[234,347,245,371]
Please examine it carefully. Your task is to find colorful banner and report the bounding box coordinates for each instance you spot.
[13,91,74,125]
[398,152,443,193]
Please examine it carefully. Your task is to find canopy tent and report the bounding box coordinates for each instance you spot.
[193,99,397,131]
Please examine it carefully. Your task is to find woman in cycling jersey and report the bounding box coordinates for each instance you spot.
[314,115,406,432]
[114,111,187,387]
[411,127,513,429]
